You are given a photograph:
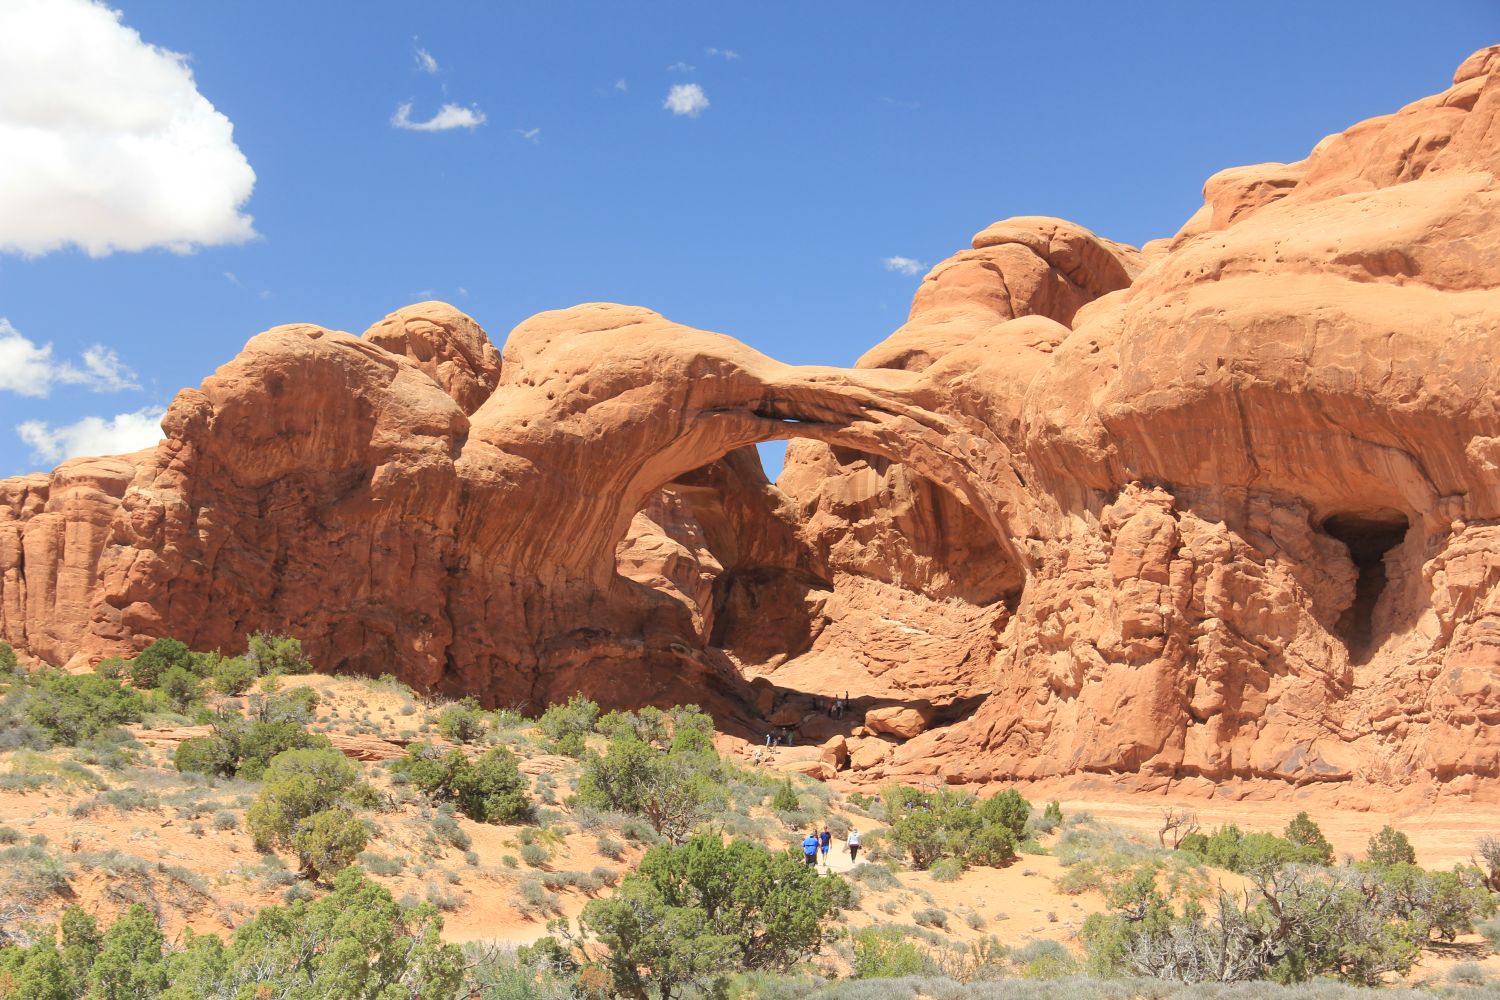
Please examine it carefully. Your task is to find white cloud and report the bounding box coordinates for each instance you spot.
[706,47,740,60]
[614,78,628,92]
[18,406,166,465]
[415,47,439,73]
[0,0,255,257]
[664,83,709,118]
[515,127,541,144]
[667,61,695,73]
[0,319,140,397]
[391,101,487,132]
[882,256,926,276]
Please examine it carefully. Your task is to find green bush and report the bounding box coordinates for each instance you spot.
[1284,811,1334,865]
[595,706,668,746]
[288,808,368,884]
[538,693,599,753]
[929,857,964,881]
[770,778,799,812]
[882,784,1021,870]
[1367,824,1416,866]
[979,788,1032,838]
[246,747,370,881]
[259,685,319,724]
[156,666,201,711]
[850,925,936,978]
[394,744,534,824]
[172,716,330,780]
[574,834,851,997]
[0,641,17,675]
[436,698,487,744]
[245,632,310,675]
[22,672,145,745]
[129,638,194,689]
[574,732,726,844]
[174,736,237,778]
[209,656,258,696]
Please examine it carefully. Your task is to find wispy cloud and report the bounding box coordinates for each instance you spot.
[223,271,242,286]
[391,101,487,132]
[0,319,140,397]
[414,46,438,73]
[0,0,255,257]
[667,61,695,73]
[18,405,166,465]
[882,256,926,276]
[614,78,628,92]
[663,83,709,118]
[515,127,541,144]
[705,47,740,60]
[881,96,921,110]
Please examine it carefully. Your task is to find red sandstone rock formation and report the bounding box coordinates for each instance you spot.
[0,48,1497,793]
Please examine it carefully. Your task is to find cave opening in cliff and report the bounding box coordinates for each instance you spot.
[1322,509,1409,662]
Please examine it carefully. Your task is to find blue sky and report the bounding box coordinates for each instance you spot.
[0,1,1493,477]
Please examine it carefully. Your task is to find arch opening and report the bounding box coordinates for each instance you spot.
[1321,509,1409,662]
[614,438,1023,713]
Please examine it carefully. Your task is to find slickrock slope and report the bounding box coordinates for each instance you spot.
[1,48,1497,795]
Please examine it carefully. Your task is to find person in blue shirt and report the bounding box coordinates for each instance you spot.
[819,827,832,863]
[801,832,820,867]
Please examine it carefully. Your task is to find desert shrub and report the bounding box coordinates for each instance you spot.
[1367,824,1416,866]
[1080,855,1491,987]
[246,632,310,675]
[209,656,258,696]
[246,747,370,882]
[847,862,900,890]
[129,637,194,688]
[0,641,16,676]
[771,778,799,812]
[520,842,550,867]
[212,811,237,831]
[156,666,202,711]
[437,697,487,744]
[431,812,472,852]
[1449,961,1487,985]
[1014,939,1078,979]
[573,834,852,997]
[930,858,964,882]
[1283,811,1334,865]
[913,907,948,928]
[22,672,145,745]
[537,693,599,753]
[259,685,320,725]
[851,925,937,979]
[289,808,369,884]
[979,788,1032,838]
[882,785,1020,870]
[665,705,715,754]
[596,834,625,860]
[425,879,464,911]
[394,743,534,824]
[595,706,669,746]
[360,851,406,876]
[173,716,329,781]
[574,730,727,844]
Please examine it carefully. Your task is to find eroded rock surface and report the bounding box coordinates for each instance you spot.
[1,48,1498,793]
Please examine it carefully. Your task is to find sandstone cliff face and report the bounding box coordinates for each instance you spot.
[1,48,1497,793]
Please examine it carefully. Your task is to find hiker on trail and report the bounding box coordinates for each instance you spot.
[847,828,861,862]
[765,732,773,748]
[819,826,832,863]
[801,831,820,867]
